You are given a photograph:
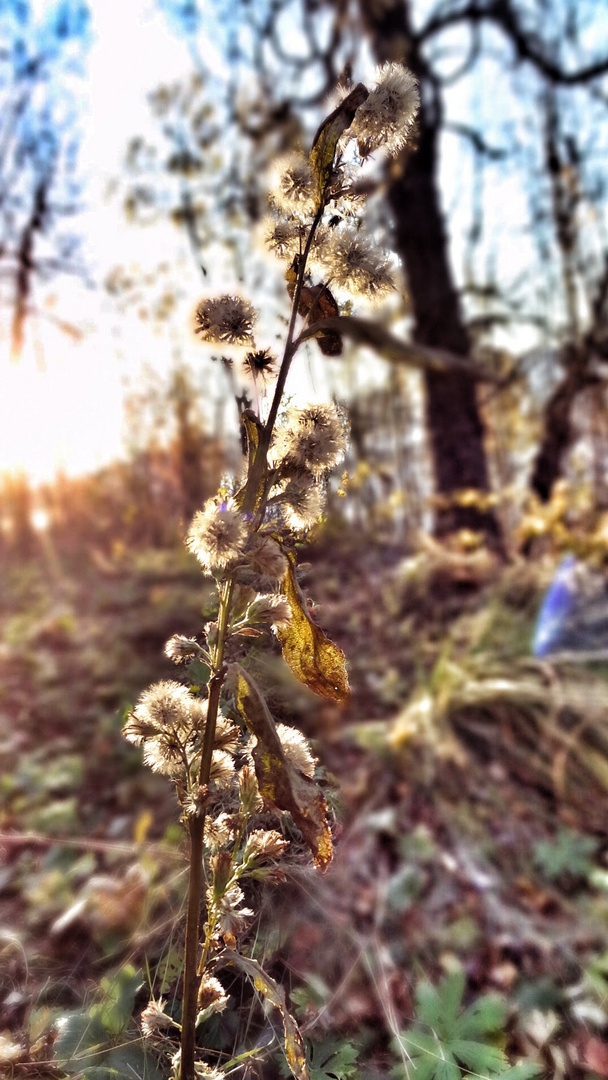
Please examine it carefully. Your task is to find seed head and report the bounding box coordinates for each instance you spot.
[273,403,347,476]
[246,534,288,582]
[242,828,289,865]
[205,811,236,851]
[208,749,236,788]
[135,680,194,734]
[0,1034,23,1065]
[322,226,395,302]
[246,593,292,631]
[349,62,419,158]
[277,722,316,777]
[122,714,158,746]
[243,348,277,382]
[269,151,316,215]
[207,880,253,935]
[263,216,308,259]
[143,730,187,776]
[263,216,330,263]
[214,715,241,753]
[141,998,174,1039]
[238,764,264,815]
[195,294,256,345]
[164,634,200,664]
[281,481,324,531]
[186,498,247,571]
[197,973,229,1015]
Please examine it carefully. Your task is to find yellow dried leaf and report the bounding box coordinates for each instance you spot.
[276,554,349,704]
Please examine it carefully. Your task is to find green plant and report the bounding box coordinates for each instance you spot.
[279,1036,360,1080]
[533,828,599,885]
[391,969,541,1080]
[70,63,422,1080]
[54,965,164,1080]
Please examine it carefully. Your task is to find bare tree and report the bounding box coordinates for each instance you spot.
[156,0,608,541]
[0,0,89,358]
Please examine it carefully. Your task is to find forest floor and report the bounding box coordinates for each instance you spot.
[2,527,608,1078]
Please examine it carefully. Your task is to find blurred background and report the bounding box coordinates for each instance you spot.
[3,1,608,1077]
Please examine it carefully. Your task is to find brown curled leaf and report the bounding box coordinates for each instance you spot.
[231,664,333,871]
[309,82,368,207]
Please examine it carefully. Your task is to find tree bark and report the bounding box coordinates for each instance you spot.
[529,345,594,502]
[356,0,502,546]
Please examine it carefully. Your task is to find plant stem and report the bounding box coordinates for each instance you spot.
[181,194,327,1077]
[241,203,325,516]
[180,815,204,1079]
[180,577,234,1080]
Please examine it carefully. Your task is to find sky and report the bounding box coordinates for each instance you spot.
[0,0,230,484]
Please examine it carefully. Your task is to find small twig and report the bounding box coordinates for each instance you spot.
[0,831,181,857]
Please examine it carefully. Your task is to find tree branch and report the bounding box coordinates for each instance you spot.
[420,0,608,85]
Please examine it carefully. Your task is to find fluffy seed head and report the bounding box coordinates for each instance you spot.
[322,226,395,302]
[135,680,194,733]
[246,593,292,630]
[277,722,316,777]
[164,634,200,664]
[269,151,316,215]
[263,215,330,264]
[214,715,241,753]
[207,880,253,935]
[141,998,174,1039]
[263,216,308,259]
[197,974,229,1014]
[243,348,276,382]
[349,62,419,158]
[124,681,199,776]
[209,749,236,787]
[142,731,187,776]
[238,764,263,815]
[122,714,158,746]
[205,812,236,851]
[186,498,247,571]
[273,403,347,476]
[195,294,256,345]
[246,534,289,582]
[281,480,324,531]
[242,828,289,864]
[0,1034,23,1065]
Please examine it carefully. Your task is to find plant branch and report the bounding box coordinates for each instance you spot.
[240,202,326,515]
[180,576,235,1080]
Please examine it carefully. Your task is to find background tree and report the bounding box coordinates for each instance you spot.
[0,0,90,358]
[155,0,608,545]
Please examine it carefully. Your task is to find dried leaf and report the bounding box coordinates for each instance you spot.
[222,950,310,1080]
[276,554,349,704]
[234,411,267,514]
[231,664,333,871]
[309,83,368,207]
[286,259,342,356]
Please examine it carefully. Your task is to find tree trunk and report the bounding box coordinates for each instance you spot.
[356,0,502,546]
[529,345,592,502]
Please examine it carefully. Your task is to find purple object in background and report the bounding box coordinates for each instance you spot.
[532,555,578,657]
[533,554,608,658]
